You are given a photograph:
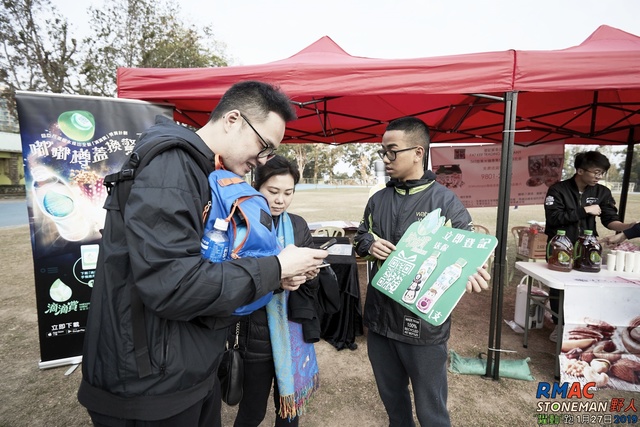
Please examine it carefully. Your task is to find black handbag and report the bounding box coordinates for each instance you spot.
[218,322,244,406]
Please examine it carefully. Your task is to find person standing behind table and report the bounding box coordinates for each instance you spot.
[231,155,329,427]
[77,81,329,427]
[543,150,635,342]
[353,117,491,427]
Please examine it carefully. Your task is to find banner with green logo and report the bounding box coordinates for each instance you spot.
[16,92,172,369]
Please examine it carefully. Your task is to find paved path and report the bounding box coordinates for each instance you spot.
[0,199,28,228]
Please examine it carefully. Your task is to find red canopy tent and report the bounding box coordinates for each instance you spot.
[118,36,515,144]
[442,25,640,147]
[117,25,640,147]
[117,25,640,379]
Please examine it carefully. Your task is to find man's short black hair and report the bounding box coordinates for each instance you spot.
[574,151,610,171]
[209,81,297,123]
[386,117,431,148]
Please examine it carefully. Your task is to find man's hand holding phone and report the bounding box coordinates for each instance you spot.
[278,245,328,279]
[301,238,337,277]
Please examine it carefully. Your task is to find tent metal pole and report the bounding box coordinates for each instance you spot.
[484,91,518,380]
[469,93,505,102]
[618,127,636,221]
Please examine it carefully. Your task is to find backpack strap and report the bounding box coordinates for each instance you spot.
[104,136,215,218]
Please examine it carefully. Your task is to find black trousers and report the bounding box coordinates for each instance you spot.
[233,359,298,427]
[367,331,450,427]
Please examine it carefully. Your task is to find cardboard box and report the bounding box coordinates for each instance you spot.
[518,229,547,259]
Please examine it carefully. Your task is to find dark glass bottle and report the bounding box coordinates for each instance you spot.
[573,230,602,272]
[547,230,573,272]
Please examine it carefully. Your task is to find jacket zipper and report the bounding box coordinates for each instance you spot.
[159,319,168,376]
[395,188,410,243]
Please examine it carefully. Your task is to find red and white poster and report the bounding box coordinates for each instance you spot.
[430,143,565,208]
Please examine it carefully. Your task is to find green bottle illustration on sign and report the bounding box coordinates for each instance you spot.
[415,258,467,314]
[402,251,440,304]
[371,209,498,326]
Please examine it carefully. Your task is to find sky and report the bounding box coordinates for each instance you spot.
[51,0,640,66]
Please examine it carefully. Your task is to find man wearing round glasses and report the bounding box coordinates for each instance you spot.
[354,117,491,426]
[78,81,329,426]
[543,150,635,342]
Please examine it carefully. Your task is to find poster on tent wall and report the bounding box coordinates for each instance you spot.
[16,92,172,369]
[430,143,565,208]
[559,278,640,392]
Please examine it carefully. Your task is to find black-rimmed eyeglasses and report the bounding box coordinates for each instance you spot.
[377,146,420,161]
[583,169,606,179]
[240,112,276,159]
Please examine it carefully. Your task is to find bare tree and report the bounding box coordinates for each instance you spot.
[79,0,228,96]
[0,0,229,119]
[280,143,313,180]
[0,0,78,117]
[341,143,378,183]
[279,142,378,184]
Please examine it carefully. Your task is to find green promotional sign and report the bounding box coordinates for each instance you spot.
[372,209,498,326]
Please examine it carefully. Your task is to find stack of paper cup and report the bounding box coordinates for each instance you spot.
[616,251,627,272]
[625,252,635,273]
[634,252,640,273]
[606,253,617,271]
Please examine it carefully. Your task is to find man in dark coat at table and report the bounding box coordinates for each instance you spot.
[544,150,635,342]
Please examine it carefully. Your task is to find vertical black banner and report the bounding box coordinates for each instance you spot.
[15,92,173,368]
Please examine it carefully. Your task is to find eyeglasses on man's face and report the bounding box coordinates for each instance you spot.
[239,112,276,159]
[377,146,419,161]
[583,169,606,179]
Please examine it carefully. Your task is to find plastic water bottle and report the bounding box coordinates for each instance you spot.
[201,218,230,262]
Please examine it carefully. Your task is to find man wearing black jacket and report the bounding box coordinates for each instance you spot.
[78,81,328,426]
[544,150,634,342]
[354,117,490,427]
